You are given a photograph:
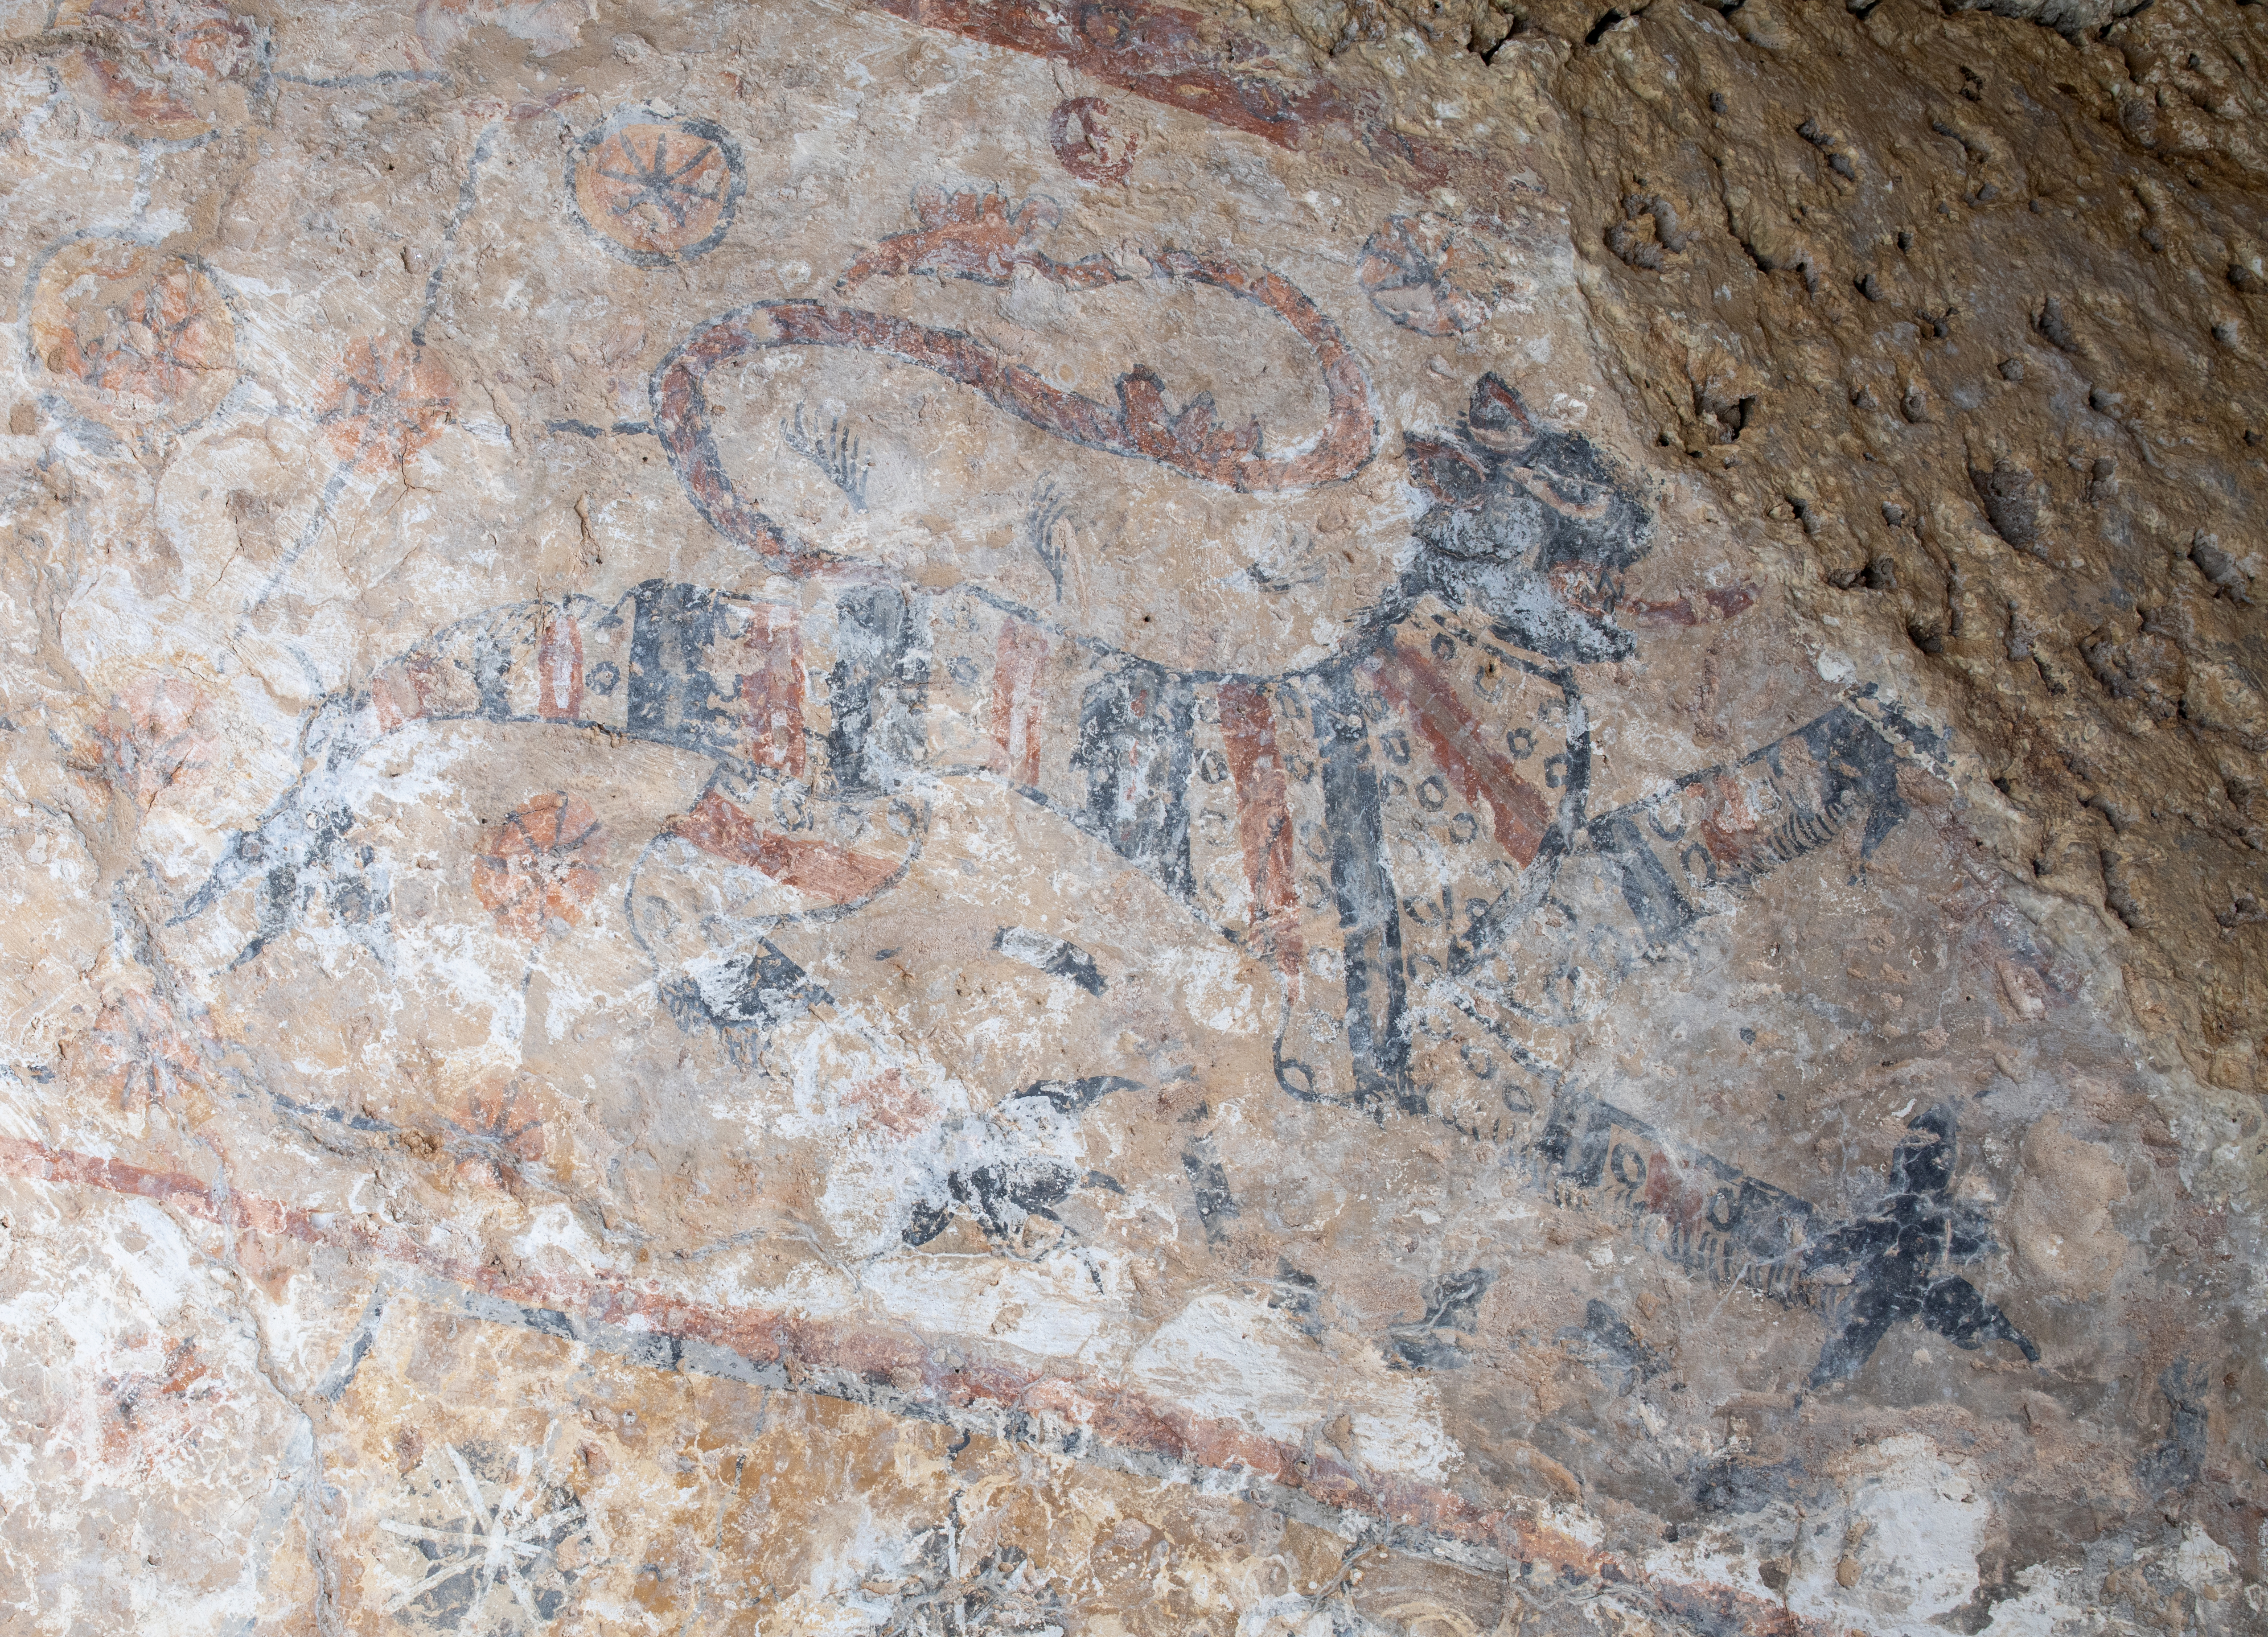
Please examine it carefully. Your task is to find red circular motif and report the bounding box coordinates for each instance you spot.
[315,335,454,470]
[569,114,743,266]
[473,793,605,940]
[69,0,252,74]
[55,0,252,141]
[31,241,236,429]
[1048,97,1139,185]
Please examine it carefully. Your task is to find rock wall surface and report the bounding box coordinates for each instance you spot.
[0,1,2262,1633]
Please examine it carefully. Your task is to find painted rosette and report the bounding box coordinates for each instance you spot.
[1358,214,1516,337]
[567,108,745,268]
[472,793,607,941]
[314,333,454,469]
[52,0,253,145]
[27,238,238,439]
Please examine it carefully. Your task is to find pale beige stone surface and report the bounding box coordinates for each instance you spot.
[0,2,2262,1633]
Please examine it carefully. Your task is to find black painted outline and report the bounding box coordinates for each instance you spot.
[19,231,245,452]
[564,107,746,270]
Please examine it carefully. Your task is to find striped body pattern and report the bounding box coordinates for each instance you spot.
[180,371,1937,1116]
[182,564,1931,1121]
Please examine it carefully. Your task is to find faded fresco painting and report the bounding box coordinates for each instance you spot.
[2,2,2260,1634]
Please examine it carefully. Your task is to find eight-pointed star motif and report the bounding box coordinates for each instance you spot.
[378,1442,589,1632]
[569,111,744,266]
[473,793,607,942]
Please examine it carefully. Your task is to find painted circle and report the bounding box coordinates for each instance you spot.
[1358,214,1515,337]
[53,0,251,144]
[568,110,744,267]
[1048,97,1138,185]
[314,334,455,469]
[473,792,606,940]
[28,239,237,432]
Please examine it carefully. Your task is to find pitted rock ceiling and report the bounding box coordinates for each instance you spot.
[2,0,2265,1632]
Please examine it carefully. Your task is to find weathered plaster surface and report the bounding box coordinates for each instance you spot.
[1,1,2263,1632]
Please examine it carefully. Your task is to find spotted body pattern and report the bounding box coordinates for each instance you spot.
[181,378,1934,1122]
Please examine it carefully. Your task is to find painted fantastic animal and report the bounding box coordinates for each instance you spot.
[169,188,2029,1385]
[179,363,1921,1117]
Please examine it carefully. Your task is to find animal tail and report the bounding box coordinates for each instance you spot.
[171,591,621,942]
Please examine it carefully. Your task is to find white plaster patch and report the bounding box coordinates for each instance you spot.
[1784,1433,1989,1635]
[1167,944,1261,1036]
[1121,1292,1457,1482]
[512,1202,607,1276]
[860,1249,1122,1362]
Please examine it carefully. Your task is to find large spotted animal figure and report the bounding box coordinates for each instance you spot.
[172,206,2005,1383]
[181,369,1911,1122]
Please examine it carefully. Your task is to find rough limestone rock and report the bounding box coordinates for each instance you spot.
[1,0,2263,1632]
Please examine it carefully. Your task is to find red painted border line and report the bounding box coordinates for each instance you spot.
[990,617,1051,786]
[0,1132,1815,1633]
[865,0,1450,184]
[1371,643,1552,866]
